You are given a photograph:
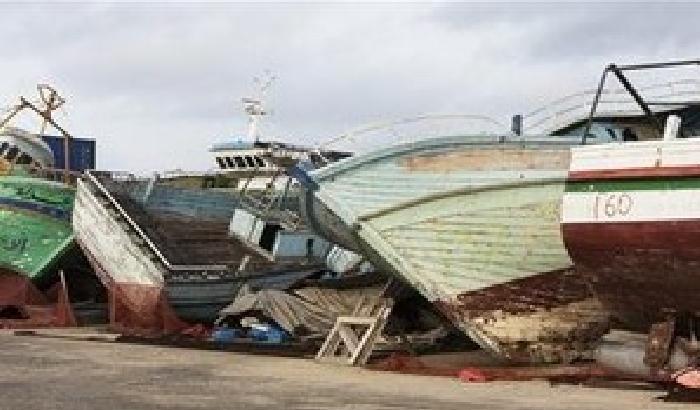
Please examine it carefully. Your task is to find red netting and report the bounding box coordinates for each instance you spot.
[0,271,48,306]
[0,270,76,329]
[77,238,188,337]
[107,283,187,337]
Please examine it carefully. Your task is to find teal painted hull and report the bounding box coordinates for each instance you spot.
[299,135,610,363]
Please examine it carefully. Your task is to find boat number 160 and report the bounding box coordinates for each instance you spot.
[596,194,633,217]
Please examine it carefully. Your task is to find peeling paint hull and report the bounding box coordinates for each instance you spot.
[299,135,610,363]
[74,172,327,324]
[564,221,700,330]
[437,270,609,363]
[563,139,700,331]
[0,176,75,280]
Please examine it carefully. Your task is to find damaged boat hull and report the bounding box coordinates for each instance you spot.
[563,139,700,330]
[0,176,74,281]
[0,128,79,281]
[73,172,326,325]
[297,135,610,363]
[73,174,246,323]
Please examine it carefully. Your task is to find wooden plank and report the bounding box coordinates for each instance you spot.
[316,298,393,366]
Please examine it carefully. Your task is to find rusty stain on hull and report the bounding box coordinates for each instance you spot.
[435,269,609,363]
[564,221,700,330]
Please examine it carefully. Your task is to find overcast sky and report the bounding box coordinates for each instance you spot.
[1,2,698,172]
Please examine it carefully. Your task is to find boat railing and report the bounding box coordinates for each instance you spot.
[522,78,700,134]
[238,193,302,230]
[83,171,230,276]
[318,114,507,154]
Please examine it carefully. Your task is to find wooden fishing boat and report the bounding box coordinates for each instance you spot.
[563,137,700,330]
[0,172,74,281]
[0,86,96,285]
[561,60,700,338]
[73,170,329,324]
[294,133,611,363]
[0,127,89,283]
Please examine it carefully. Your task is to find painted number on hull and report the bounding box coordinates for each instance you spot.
[595,194,633,219]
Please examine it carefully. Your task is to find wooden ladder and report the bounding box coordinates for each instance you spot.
[315,296,394,366]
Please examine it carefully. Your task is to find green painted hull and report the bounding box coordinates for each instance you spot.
[0,175,75,280]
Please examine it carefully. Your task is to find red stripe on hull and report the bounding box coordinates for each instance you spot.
[563,221,700,330]
[570,165,700,181]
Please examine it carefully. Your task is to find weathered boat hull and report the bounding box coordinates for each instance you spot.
[73,175,254,322]
[435,269,609,363]
[563,139,700,330]
[0,176,74,280]
[0,127,96,283]
[297,135,610,363]
[73,172,324,324]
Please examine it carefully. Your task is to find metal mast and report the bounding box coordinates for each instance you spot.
[242,72,276,143]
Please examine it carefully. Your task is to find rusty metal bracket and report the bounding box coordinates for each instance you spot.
[645,314,676,370]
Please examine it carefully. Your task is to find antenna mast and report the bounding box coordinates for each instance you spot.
[242,72,276,142]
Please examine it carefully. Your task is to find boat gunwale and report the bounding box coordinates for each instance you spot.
[0,175,76,192]
[309,134,582,181]
[78,174,230,272]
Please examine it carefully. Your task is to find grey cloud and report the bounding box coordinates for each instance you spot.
[0,3,698,171]
[432,3,700,62]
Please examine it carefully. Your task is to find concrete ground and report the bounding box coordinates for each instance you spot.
[0,333,696,410]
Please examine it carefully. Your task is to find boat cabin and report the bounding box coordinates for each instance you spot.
[522,60,700,144]
[0,128,55,172]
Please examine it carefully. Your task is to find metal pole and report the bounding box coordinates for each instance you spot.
[616,59,700,71]
[582,66,610,144]
[0,102,27,129]
[19,97,73,182]
[610,66,664,135]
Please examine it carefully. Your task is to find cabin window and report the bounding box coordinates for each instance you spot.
[0,142,8,155]
[225,157,236,168]
[254,156,265,167]
[216,157,226,169]
[244,156,255,168]
[234,156,246,168]
[259,223,281,252]
[622,128,639,142]
[306,238,314,257]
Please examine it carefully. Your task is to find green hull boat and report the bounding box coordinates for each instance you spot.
[0,175,74,280]
[0,126,77,281]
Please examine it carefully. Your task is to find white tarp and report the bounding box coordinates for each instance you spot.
[219,286,385,335]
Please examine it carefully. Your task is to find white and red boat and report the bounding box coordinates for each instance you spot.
[559,60,700,342]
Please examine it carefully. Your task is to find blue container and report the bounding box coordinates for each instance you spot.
[265,327,289,344]
[250,324,289,344]
[41,135,96,172]
[212,327,240,344]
